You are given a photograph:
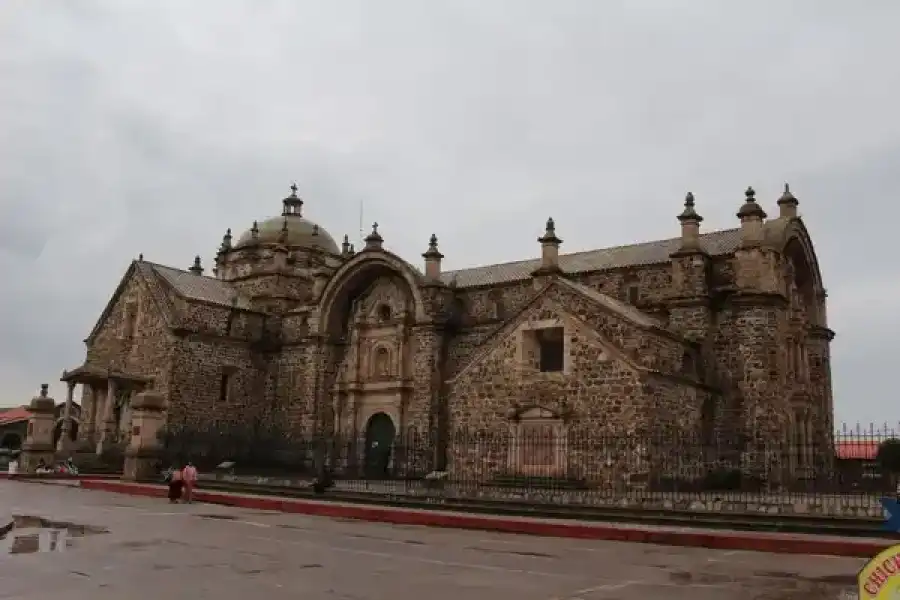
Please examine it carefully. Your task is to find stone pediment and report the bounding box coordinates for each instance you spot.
[85,261,177,344]
[448,280,644,385]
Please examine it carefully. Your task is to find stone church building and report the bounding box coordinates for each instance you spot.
[58,183,834,479]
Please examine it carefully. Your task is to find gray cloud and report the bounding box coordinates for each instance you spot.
[1,0,897,424]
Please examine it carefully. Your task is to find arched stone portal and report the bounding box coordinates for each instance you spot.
[364,412,396,478]
[316,253,422,451]
[782,227,832,463]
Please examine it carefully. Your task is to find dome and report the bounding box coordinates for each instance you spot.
[233,185,341,254]
[235,215,340,253]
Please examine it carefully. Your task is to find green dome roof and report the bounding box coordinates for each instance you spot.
[235,215,340,254]
[233,185,340,254]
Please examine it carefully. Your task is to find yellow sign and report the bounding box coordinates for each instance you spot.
[859,544,900,598]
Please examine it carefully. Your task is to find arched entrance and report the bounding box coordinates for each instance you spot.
[364,412,395,478]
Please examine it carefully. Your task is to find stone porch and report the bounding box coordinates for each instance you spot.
[60,365,153,456]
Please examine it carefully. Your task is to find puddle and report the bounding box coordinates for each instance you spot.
[0,515,108,555]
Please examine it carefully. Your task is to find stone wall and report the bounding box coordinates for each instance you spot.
[577,264,672,306]
[177,301,266,340]
[279,341,318,437]
[167,335,266,426]
[447,289,683,481]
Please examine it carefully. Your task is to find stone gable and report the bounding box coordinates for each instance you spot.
[84,266,174,395]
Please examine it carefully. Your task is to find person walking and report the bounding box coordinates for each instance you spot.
[167,464,184,503]
[182,461,198,504]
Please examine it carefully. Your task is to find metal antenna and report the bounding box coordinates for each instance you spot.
[358,199,364,245]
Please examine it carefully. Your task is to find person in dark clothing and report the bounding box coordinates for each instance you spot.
[167,464,184,503]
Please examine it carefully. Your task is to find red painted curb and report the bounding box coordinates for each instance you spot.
[79,479,893,558]
[0,473,120,481]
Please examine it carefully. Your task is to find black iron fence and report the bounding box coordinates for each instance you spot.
[158,422,900,500]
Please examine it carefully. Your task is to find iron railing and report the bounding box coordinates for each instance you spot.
[157,422,900,510]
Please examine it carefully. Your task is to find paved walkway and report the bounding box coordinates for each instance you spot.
[0,480,868,599]
[79,478,896,558]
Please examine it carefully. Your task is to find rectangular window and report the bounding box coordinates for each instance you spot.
[218,372,232,404]
[536,327,565,372]
[627,285,640,305]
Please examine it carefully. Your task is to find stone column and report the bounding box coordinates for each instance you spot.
[123,391,168,481]
[20,385,57,472]
[96,378,117,455]
[57,381,76,453]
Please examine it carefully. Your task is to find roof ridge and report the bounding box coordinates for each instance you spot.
[147,261,222,281]
[442,227,740,277]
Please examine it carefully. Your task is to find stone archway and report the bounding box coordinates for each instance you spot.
[316,255,421,437]
[364,412,395,478]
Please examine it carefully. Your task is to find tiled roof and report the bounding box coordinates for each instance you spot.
[148,264,252,309]
[441,228,742,288]
[0,407,29,426]
[142,227,743,304]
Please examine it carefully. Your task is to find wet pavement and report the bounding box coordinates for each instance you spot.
[0,481,866,599]
[0,515,108,555]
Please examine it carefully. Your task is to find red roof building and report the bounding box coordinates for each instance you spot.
[834,440,881,461]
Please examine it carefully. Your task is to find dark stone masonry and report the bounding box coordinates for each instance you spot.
[49,183,834,484]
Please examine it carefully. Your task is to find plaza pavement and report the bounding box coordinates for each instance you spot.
[0,481,866,599]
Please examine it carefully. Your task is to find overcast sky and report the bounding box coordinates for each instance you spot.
[0,1,896,428]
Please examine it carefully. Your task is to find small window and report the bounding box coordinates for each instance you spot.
[378,304,392,322]
[536,327,565,372]
[682,352,696,377]
[627,285,640,305]
[218,372,232,404]
[122,302,138,339]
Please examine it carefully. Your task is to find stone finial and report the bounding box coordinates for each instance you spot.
[737,186,767,220]
[312,224,319,236]
[422,233,444,280]
[250,220,259,240]
[674,192,704,253]
[349,243,355,255]
[189,255,203,275]
[538,217,562,245]
[777,183,799,218]
[533,217,562,275]
[737,186,767,248]
[219,228,233,253]
[364,222,383,251]
[341,234,351,257]
[39,383,48,398]
[423,233,443,258]
[282,182,304,216]
[677,192,702,223]
[138,253,144,262]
